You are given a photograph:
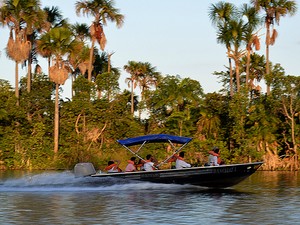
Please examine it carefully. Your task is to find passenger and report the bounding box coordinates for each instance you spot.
[105,160,122,172]
[175,151,191,169]
[125,157,137,172]
[143,154,158,171]
[208,147,222,166]
[136,159,144,171]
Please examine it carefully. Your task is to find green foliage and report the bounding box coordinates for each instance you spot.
[0,66,299,170]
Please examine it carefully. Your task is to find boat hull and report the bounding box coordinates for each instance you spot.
[86,162,263,188]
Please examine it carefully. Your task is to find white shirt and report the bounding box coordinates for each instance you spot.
[107,167,119,172]
[143,161,154,171]
[208,154,219,166]
[175,159,191,169]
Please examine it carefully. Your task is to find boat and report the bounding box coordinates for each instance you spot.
[74,134,263,188]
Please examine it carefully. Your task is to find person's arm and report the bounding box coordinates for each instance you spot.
[182,160,191,168]
[176,159,191,169]
[113,160,122,171]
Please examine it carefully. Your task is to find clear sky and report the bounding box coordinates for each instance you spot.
[0,0,299,99]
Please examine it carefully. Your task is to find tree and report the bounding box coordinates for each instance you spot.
[137,62,160,101]
[147,75,203,136]
[39,6,69,76]
[124,61,144,114]
[37,26,79,156]
[135,62,160,118]
[0,0,45,105]
[71,22,90,42]
[240,53,265,98]
[43,6,69,29]
[209,1,236,96]
[272,74,300,170]
[196,93,224,140]
[95,51,121,101]
[95,71,120,101]
[75,0,124,81]
[240,3,261,90]
[221,18,246,93]
[251,0,297,94]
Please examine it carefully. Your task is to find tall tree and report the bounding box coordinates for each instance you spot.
[95,52,120,101]
[241,53,265,98]
[124,61,143,114]
[0,0,45,105]
[209,1,236,96]
[270,66,299,170]
[37,26,79,156]
[251,0,297,94]
[39,6,69,76]
[75,0,124,81]
[71,22,90,42]
[135,62,160,118]
[220,18,246,93]
[240,3,261,90]
[137,62,160,101]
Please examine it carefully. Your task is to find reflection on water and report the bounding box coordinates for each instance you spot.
[0,171,299,225]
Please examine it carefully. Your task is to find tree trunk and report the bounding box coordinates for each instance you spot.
[15,62,19,106]
[235,59,240,92]
[227,50,233,97]
[246,49,250,89]
[27,56,32,93]
[54,83,59,155]
[131,80,134,114]
[266,24,271,95]
[88,39,95,81]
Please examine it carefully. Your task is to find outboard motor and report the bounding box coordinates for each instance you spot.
[74,163,96,177]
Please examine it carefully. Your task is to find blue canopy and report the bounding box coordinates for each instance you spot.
[117,134,192,147]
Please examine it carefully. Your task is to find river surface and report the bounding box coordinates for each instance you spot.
[0,170,299,225]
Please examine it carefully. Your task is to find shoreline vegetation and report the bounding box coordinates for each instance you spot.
[0,0,299,171]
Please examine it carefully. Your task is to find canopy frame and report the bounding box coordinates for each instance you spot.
[117,134,192,168]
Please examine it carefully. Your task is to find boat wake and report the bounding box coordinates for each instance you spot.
[0,171,199,193]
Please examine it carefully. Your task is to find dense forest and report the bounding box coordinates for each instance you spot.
[0,0,299,171]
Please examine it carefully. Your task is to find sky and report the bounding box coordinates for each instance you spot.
[0,0,300,99]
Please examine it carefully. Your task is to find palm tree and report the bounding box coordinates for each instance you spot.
[209,1,236,96]
[241,53,265,98]
[37,26,79,155]
[39,6,69,76]
[196,92,224,140]
[134,62,160,118]
[23,7,48,93]
[240,4,261,90]
[43,6,69,29]
[0,0,46,105]
[75,0,124,81]
[137,62,160,101]
[218,18,246,93]
[251,0,297,94]
[68,42,90,97]
[94,52,121,101]
[71,22,90,42]
[124,61,144,114]
[197,111,221,140]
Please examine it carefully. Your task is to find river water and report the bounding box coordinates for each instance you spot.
[0,170,299,225]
